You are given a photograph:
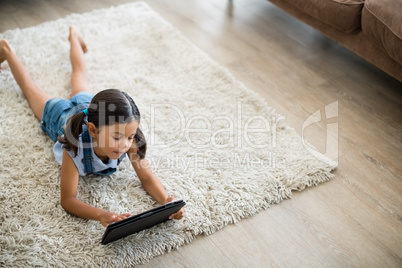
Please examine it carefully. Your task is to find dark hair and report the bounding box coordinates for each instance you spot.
[58,89,146,159]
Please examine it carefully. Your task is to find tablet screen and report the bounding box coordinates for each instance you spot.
[101,199,185,244]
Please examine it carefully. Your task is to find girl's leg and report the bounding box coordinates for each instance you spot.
[69,25,92,98]
[0,39,52,121]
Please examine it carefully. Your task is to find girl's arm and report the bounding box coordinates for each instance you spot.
[60,149,130,227]
[128,148,184,220]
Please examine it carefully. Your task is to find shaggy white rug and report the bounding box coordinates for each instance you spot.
[0,2,337,266]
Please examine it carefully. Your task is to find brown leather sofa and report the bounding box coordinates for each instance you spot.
[268,0,402,82]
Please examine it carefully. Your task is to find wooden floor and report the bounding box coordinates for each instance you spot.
[1,0,401,267]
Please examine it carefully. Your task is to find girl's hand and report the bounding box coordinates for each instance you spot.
[166,197,184,220]
[99,211,131,227]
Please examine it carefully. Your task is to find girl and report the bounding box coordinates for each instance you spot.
[0,26,184,227]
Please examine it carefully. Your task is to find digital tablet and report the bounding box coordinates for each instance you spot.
[101,199,186,245]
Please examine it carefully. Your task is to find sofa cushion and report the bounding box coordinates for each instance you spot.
[283,0,365,33]
[362,0,402,65]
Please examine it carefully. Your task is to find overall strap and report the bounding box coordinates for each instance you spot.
[117,153,126,165]
[81,124,94,175]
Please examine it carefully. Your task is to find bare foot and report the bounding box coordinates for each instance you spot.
[69,25,88,53]
[0,39,11,71]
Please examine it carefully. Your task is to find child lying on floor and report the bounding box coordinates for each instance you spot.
[0,26,184,227]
